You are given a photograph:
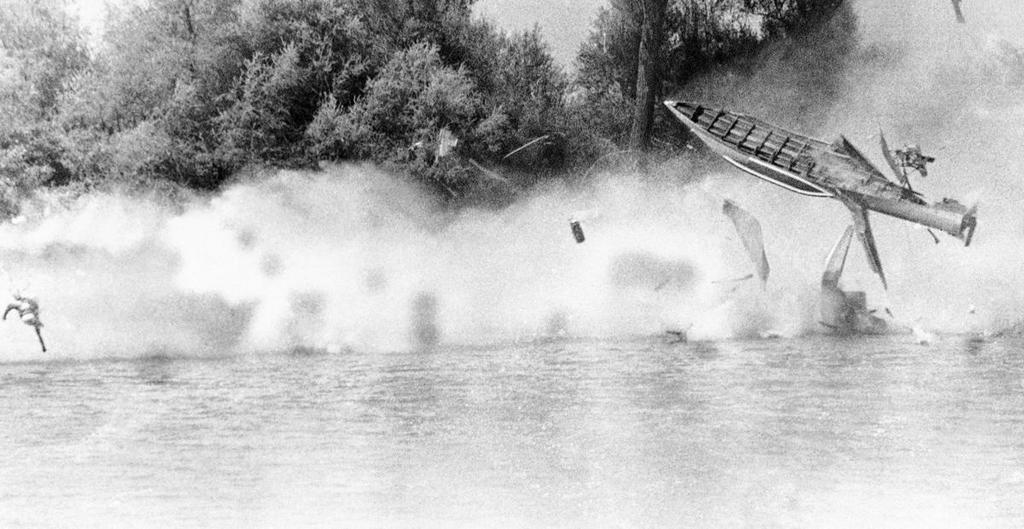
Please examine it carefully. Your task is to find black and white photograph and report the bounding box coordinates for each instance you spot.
[1,0,1022,527]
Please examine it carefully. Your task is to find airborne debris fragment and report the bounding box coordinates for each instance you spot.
[721,199,769,286]
[504,134,551,161]
[569,218,585,243]
[951,0,965,23]
[566,209,601,244]
[503,133,565,167]
[467,159,510,184]
[436,127,458,159]
[711,273,754,284]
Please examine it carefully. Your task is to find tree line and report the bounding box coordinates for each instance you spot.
[0,0,851,213]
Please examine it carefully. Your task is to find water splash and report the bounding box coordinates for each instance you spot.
[677,0,1024,336]
[0,164,814,360]
[3,0,1024,360]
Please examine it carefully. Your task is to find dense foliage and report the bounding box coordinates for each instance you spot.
[0,0,852,211]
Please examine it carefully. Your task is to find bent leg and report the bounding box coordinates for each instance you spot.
[34,326,46,353]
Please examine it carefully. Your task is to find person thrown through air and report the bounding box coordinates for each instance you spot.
[4,291,46,352]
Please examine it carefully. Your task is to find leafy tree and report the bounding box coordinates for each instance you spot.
[577,4,639,101]
[0,0,89,117]
[576,0,848,150]
[305,92,346,159]
[331,42,479,158]
[0,0,856,203]
[740,0,845,38]
[56,0,386,187]
[576,0,671,151]
[0,0,89,213]
[326,42,480,193]
[660,0,760,87]
[467,28,568,161]
[73,0,234,130]
[216,43,313,166]
[579,0,762,99]
[354,0,476,63]
[0,125,71,210]
[242,0,380,107]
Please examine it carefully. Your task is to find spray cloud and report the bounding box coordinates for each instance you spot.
[3,0,1024,360]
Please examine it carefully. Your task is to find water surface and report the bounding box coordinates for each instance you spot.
[2,335,1022,528]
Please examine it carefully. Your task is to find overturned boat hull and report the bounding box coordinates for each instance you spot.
[663,100,977,245]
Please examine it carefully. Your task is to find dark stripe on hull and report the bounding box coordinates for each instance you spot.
[668,101,831,179]
[672,106,832,197]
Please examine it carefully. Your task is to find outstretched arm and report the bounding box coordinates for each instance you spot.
[3,304,17,321]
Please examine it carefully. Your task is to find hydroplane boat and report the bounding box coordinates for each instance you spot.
[663,100,977,289]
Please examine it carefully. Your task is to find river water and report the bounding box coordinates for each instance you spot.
[1,334,1022,529]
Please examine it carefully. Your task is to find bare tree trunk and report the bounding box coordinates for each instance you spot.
[628,0,667,152]
[611,0,641,100]
[181,0,196,42]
